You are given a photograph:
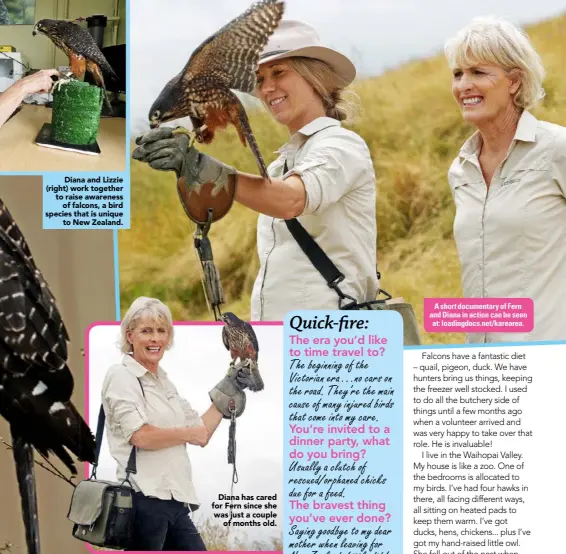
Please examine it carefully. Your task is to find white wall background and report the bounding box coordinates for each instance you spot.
[87,323,283,543]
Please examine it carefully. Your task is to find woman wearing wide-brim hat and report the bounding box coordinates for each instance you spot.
[134,20,378,321]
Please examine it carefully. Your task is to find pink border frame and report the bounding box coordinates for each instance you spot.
[83,320,283,554]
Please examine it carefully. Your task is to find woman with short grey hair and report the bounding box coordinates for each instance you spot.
[445,17,566,343]
[102,296,253,551]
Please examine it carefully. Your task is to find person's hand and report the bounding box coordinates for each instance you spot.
[209,368,247,419]
[185,425,210,447]
[132,127,236,196]
[15,69,61,96]
[133,127,195,178]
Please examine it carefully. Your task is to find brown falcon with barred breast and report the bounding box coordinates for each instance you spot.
[147,0,285,180]
[33,19,118,111]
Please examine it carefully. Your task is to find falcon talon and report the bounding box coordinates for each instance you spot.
[172,127,192,137]
[51,76,73,94]
[171,126,197,148]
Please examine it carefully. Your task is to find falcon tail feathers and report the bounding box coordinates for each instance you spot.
[235,100,270,181]
[250,363,265,392]
[12,434,41,554]
[102,62,119,82]
[102,86,114,115]
[97,74,114,115]
[36,401,96,473]
[61,403,97,468]
[87,61,114,115]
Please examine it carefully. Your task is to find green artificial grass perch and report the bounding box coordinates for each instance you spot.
[51,81,103,145]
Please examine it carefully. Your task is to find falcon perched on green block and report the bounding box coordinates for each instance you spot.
[32,19,118,112]
[147,0,285,179]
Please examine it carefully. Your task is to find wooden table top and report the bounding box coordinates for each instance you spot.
[0,105,126,172]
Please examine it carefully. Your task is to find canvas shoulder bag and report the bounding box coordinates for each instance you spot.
[67,378,144,549]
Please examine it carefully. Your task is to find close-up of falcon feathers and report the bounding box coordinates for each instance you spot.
[0,199,96,554]
[148,0,285,180]
[220,312,264,392]
[32,19,118,112]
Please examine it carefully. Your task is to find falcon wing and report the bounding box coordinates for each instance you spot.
[181,0,284,93]
[243,321,259,354]
[0,200,95,554]
[57,20,117,79]
[222,325,230,351]
[0,203,68,338]
[0,203,73,400]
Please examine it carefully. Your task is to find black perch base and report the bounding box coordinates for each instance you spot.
[34,123,101,156]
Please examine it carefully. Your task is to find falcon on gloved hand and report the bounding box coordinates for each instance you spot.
[0,199,96,554]
[147,0,284,183]
[220,312,263,392]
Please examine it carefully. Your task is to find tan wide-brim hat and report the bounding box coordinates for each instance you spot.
[258,20,356,86]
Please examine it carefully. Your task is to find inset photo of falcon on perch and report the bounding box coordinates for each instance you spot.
[33,19,118,114]
[0,11,127,172]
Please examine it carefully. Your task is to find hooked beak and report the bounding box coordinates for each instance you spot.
[149,122,159,129]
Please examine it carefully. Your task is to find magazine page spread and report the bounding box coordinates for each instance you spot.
[0,1,564,554]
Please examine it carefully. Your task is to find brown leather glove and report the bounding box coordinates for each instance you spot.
[209,362,252,419]
[132,127,237,224]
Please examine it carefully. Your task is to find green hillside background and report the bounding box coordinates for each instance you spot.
[120,14,566,345]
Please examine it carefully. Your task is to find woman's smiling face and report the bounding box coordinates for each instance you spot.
[127,316,169,370]
[256,60,324,133]
[451,63,520,126]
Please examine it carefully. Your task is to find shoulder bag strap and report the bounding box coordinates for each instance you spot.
[92,377,145,480]
[282,160,359,308]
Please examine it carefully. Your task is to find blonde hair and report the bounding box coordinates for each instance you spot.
[285,57,360,123]
[120,297,174,353]
[444,17,546,110]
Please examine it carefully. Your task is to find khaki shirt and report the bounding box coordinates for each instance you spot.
[251,117,378,320]
[448,110,566,343]
[101,355,202,509]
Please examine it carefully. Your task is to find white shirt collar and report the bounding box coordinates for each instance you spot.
[459,110,538,161]
[122,353,166,379]
[276,117,341,153]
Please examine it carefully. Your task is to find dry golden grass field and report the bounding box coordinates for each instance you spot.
[120,14,566,345]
